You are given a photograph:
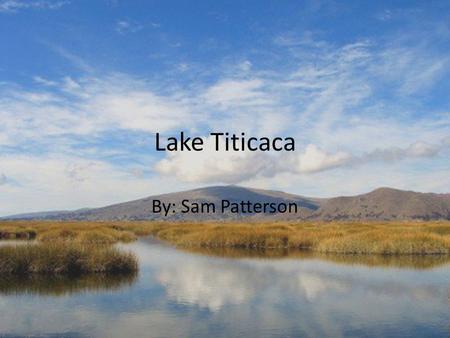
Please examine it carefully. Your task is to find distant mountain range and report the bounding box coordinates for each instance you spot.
[3,186,450,221]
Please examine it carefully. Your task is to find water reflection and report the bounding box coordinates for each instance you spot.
[0,239,449,338]
[0,273,137,296]
[155,248,448,310]
[183,246,450,269]
[0,239,34,247]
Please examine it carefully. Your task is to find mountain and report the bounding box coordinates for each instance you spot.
[44,186,320,221]
[316,187,450,220]
[3,186,450,221]
[2,208,93,220]
[2,210,75,220]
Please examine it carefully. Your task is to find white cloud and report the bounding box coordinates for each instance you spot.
[155,139,448,184]
[0,154,190,215]
[297,145,351,173]
[116,20,144,35]
[297,273,348,301]
[62,76,81,92]
[48,44,94,73]
[375,9,393,21]
[87,89,192,133]
[0,74,195,147]
[373,47,449,95]
[158,262,254,311]
[1,33,450,213]
[296,140,447,174]
[203,79,272,108]
[274,31,328,48]
[33,76,57,86]
[155,136,279,183]
[0,0,69,12]
[358,141,441,162]
[238,60,252,72]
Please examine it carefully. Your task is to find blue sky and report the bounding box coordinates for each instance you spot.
[0,0,449,215]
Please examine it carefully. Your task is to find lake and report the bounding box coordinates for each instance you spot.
[0,238,449,338]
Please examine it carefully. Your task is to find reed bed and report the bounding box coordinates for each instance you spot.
[145,220,450,255]
[0,221,148,244]
[1,220,450,255]
[0,242,138,275]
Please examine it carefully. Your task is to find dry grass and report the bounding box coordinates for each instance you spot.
[144,220,450,255]
[1,220,450,255]
[0,221,145,276]
[0,242,138,275]
[0,221,144,244]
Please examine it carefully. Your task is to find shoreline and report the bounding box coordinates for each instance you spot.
[1,220,450,257]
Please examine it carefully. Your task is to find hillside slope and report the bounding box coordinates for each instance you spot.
[316,188,450,220]
[3,186,450,221]
[55,186,319,221]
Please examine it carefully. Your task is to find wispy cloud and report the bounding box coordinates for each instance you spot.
[0,0,69,13]
[375,9,393,21]
[203,79,272,108]
[155,139,449,183]
[51,45,94,73]
[32,76,56,87]
[116,19,144,35]
[0,73,195,149]
[373,46,449,95]
[2,35,449,189]
[152,35,450,184]
[0,173,7,185]
[0,153,181,214]
[1,20,450,214]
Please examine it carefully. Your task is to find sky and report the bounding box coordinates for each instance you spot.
[0,0,449,215]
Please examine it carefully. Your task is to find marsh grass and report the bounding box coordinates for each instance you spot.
[145,220,450,255]
[2,220,450,255]
[0,221,144,244]
[0,227,36,240]
[0,242,138,276]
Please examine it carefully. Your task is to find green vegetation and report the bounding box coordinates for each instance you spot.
[0,242,138,276]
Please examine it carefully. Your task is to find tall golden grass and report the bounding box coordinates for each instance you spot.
[0,221,144,276]
[2,220,450,255]
[0,221,148,243]
[0,242,138,275]
[144,220,450,255]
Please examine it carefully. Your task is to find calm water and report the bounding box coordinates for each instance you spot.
[1,239,450,338]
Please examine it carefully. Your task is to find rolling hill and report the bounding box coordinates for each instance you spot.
[3,186,450,221]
